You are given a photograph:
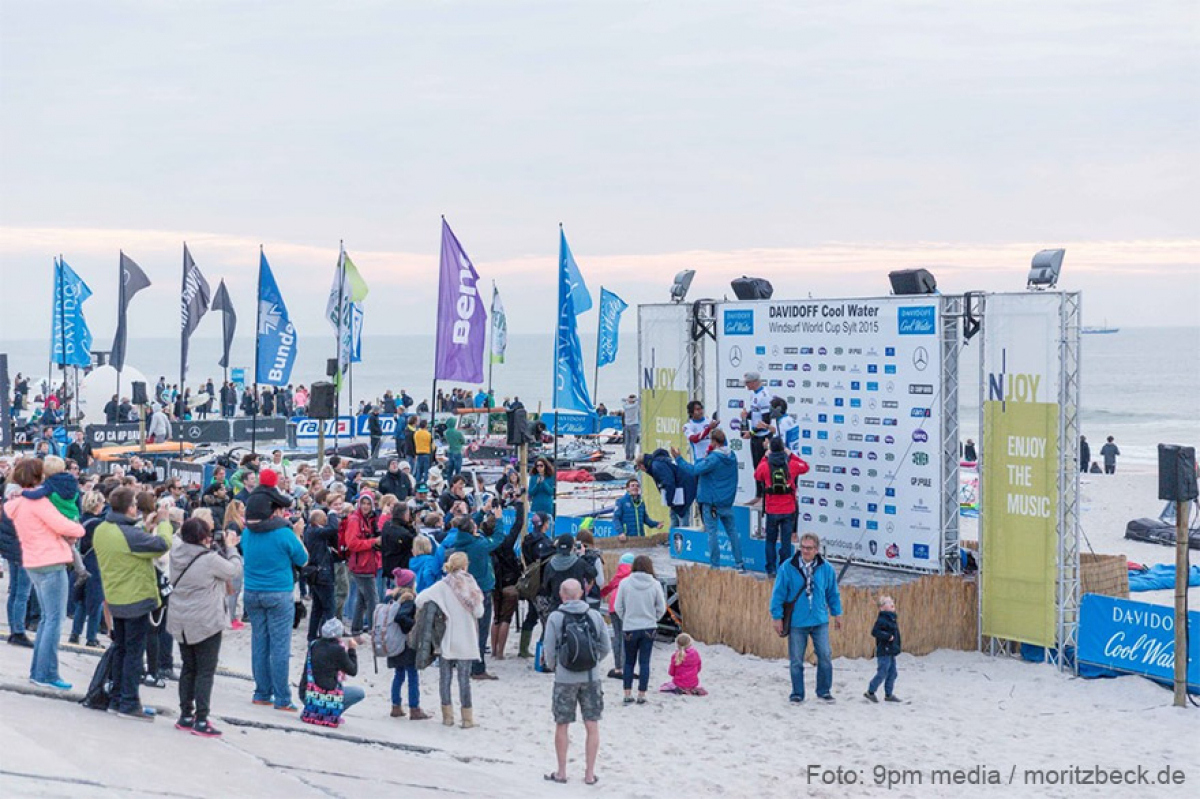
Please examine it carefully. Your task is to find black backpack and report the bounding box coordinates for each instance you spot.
[556,609,601,672]
[80,645,116,710]
[768,461,791,495]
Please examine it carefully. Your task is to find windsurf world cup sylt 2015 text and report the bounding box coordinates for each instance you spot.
[768,303,881,336]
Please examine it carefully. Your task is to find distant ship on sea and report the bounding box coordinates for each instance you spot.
[1082,321,1119,334]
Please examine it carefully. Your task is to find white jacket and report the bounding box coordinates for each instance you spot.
[416,577,484,661]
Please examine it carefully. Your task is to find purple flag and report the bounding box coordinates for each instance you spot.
[434,218,486,383]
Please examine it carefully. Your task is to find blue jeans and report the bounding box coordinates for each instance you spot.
[472,593,492,675]
[70,551,105,642]
[5,557,31,635]
[623,628,655,693]
[27,566,68,683]
[245,590,295,707]
[701,504,743,569]
[414,454,431,484]
[342,685,365,712]
[764,513,795,575]
[391,666,421,707]
[788,623,832,700]
[350,572,377,634]
[446,452,463,480]
[869,655,898,696]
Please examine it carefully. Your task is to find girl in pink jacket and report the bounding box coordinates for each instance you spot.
[660,633,707,696]
[4,458,85,690]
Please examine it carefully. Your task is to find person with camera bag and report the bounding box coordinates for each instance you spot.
[753,437,809,577]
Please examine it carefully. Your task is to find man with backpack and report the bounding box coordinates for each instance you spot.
[543,578,610,786]
[753,437,809,577]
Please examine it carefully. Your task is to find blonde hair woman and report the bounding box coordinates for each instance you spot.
[415,550,484,728]
[223,500,247,629]
[69,490,109,647]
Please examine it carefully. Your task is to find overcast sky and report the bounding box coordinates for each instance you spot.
[1,0,1196,345]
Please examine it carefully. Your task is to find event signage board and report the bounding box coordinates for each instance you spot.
[714,297,946,571]
[1078,594,1200,689]
[85,423,143,446]
[170,420,232,444]
[231,417,287,442]
[981,292,1064,647]
[639,388,688,525]
[669,507,765,570]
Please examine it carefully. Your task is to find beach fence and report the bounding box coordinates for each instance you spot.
[675,565,979,661]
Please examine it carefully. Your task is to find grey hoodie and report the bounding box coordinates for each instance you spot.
[614,571,667,632]
[543,599,611,684]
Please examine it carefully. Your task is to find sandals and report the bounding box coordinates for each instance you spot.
[635,697,647,705]
[544,773,568,784]
[585,776,600,785]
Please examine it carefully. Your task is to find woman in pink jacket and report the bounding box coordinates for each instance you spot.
[4,458,85,690]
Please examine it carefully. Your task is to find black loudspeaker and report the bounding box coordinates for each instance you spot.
[131,381,148,405]
[309,381,337,419]
[326,359,338,377]
[1157,444,1198,502]
[506,407,529,446]
[888,268,938,295]
[731,276,773,300]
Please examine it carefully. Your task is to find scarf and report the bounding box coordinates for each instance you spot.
[799,557,816,599]
[443,570,483,615]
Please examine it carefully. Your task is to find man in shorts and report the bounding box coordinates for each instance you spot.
[543,579,610,785]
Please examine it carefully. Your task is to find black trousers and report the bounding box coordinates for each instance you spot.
[179,632,222,722]
[110,614,150,713]
[308,582,336,643]
[750,435,768,498]
[145,603,174,675]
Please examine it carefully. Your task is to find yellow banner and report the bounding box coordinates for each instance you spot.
[639,388,688,526]
[981,400,1059,646]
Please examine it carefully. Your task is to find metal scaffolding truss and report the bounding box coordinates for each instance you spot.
[939,295,963,573]
[1052,292,1082,672]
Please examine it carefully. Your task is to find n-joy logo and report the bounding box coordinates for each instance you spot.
[987,348,1042,409]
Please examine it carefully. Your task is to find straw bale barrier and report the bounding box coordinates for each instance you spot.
[675,565,978,661]
[595,532,667,551]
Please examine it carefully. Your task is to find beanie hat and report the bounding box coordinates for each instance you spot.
[619,552,635,565]
[320,618,345,639]
[392,568,416,588]
[259,468,279,488]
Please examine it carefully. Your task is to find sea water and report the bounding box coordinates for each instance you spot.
[4,328,1197,466]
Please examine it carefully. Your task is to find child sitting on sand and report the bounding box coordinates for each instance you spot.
[865,595,902,703]
[660,633,706,696]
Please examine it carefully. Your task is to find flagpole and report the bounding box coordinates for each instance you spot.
[487,281,496,402]
[221,281,229,389]
[114,251,123,420]
[552,225,563,517]
[179,243,187,456]
[334,242,345,450]
[47,258,57,426]
[252,246,262,455]
[593,285,603,417]
[430,218,443,434]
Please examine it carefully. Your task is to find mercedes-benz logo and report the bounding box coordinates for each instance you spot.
[189,426,201,438]
[729,346,742,367]
[913,346,929,371]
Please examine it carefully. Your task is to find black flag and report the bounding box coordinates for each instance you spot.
[180,243,212,381]
[210,278,237,369]
[110,251,151,372]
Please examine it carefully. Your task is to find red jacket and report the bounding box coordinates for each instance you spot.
[344,510,381,575]
[754,453,809,515]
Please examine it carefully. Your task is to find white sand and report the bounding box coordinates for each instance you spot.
[1,463,1197,796]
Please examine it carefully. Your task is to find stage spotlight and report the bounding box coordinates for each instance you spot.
[1027,249,1065,290]
[888,268,938,295]
[731,276,773,300]
[670,270,695,303]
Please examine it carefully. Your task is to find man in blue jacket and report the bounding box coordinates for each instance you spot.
[638,449,696,529]
[770,532,842,703]
[443,509,507,679]
[612,478,662,540]
[672,429,744,571]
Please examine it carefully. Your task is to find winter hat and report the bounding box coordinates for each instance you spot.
[259,468,279,488]
[399,461,412,472]
[619,552,636,565]
[392,568,416,587]
[415,482,430,494]
[320,618,345,639]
